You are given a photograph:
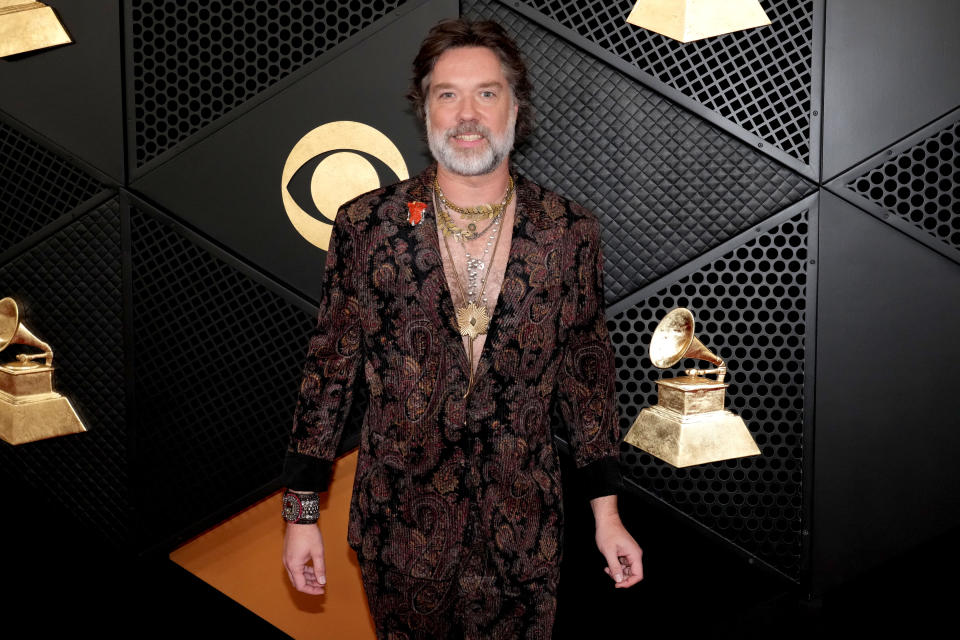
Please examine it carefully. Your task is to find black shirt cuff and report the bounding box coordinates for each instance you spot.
[576,455,623,500]
[282,451,333,492]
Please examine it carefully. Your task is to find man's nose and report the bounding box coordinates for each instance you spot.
[457,96,479,121]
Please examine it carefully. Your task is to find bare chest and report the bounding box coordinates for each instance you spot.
[435,202,515,374]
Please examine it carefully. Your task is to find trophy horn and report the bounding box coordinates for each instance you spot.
[649,307,726,382]
[0,297,53,367]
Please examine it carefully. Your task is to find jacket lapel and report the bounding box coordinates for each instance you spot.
[473,172,562,382]
[401,166,472,379]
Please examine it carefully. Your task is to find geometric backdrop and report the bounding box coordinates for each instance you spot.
[1,0,958,598]
[610,206,812,578]
[466,0,814,580]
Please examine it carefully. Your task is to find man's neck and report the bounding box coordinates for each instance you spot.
[435,160,511,207]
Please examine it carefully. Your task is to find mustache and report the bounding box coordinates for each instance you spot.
[445,122,491,138]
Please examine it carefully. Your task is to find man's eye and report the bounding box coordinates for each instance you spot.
[481,91,496,98]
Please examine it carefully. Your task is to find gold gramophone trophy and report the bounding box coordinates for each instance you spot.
[624,308,759,467]
[0,297,86,444]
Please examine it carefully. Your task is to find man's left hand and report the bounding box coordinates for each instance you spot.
[593,508,644,588]
[590,494,643,587]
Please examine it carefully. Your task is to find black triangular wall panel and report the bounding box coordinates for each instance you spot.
[813,191,960,592]
[129,206,352,544]
[130,0,412,167]
[0,119,107,257]
[821,0,960,180]
[0,199,128,544]
[465,0,814,304]
[0,0,125,182]
[609,208,812,578]
[513,0,816,165]
[845,114,959,258]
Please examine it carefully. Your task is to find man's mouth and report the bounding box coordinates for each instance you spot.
[453,133,484,142]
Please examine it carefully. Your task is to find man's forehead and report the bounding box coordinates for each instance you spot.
[431,78,506,90]
[428,46,507,86]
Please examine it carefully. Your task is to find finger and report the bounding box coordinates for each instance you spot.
[615,551,644,587]
[294,567,325,594]
[617,573,643,588]
[291,562,309,591]
[303,569,326,594]
[616,570,643,588]
[312,549,327,587]
[601,549,624,584]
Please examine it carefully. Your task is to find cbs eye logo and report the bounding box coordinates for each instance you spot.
[281,121,409,251]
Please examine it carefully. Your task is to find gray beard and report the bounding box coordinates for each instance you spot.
[426,113,516,176]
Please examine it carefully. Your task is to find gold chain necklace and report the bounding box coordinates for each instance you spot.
[436,199,502,241]
[435,175,514,220]
[433,189,508,399]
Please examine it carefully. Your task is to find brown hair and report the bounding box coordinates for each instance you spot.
[408,18,534,142]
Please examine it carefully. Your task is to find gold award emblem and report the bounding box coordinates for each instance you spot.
[0,1,72,57]
[281,121,409,251]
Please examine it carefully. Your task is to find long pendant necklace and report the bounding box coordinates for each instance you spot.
[433,189,508,399]
[462,210,501,304]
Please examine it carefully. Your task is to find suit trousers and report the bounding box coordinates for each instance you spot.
[359,507,560,640]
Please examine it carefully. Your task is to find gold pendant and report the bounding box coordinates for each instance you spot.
[455,302,490,340]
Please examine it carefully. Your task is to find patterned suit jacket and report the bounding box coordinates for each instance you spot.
[284,163,622,584]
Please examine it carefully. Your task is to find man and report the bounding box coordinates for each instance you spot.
[282,18,642,638]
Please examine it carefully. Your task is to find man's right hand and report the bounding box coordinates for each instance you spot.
[283,522,326,595]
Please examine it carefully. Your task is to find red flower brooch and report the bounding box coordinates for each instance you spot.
[406,201,426,226]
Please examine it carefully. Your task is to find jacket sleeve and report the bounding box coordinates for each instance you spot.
[282,209,366,492]
[555,213,623,500]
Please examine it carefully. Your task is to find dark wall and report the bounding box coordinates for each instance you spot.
[0,0,957,600]
[821,0,960,180]
[815,0,960,591]
[0,0,453,550]
[814,191,960,593]
[0,0,124,181]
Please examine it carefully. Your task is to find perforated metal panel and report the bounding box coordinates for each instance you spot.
[847,118,960,253]
[610,211,809,577]
[129,0,409,167]
[0,120,106,256]
[130,207,332,542]
[0,199,128,544]
[464,0,813,303]
[512,0,815,164]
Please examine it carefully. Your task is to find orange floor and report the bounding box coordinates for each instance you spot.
[170,451,376,639]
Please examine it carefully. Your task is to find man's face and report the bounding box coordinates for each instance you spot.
[425,46,519,177]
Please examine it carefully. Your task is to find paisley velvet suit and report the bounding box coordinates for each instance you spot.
[284,164,622,637]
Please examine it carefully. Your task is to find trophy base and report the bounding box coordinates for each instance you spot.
[0,4,73,58]
[0,389,86,445]
[624,405,760,467]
